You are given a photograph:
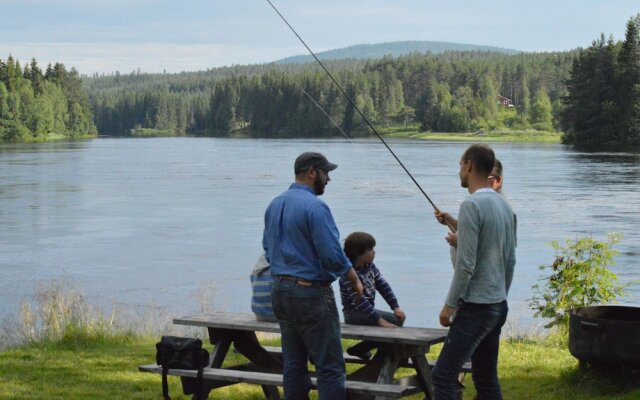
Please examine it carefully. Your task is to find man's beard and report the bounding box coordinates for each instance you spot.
[459,172,468,188]
[314,174,326,195]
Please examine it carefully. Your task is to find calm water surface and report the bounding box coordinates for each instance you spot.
[1,138,638,332]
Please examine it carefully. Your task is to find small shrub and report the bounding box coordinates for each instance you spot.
[529,233,625,331]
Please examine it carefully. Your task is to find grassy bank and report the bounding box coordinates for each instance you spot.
[1,132,98,144]
[379,124,561,143]
[2,282,637,399]
[1,333,638,400]
[119,122,562,142]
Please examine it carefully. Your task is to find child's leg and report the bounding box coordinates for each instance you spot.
[344,309,402,360]
[377,310,404,327]
[343,310,376,326]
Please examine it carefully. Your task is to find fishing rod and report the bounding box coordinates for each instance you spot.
[265,0,444,214]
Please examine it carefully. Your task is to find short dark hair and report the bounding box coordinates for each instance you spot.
[492,159,503,177]
[343,232,376,263]
[462,144,495,176]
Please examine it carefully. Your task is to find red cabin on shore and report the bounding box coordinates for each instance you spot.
[497,95,514,107]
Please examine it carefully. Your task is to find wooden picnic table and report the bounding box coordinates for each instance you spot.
[140,311,450,400]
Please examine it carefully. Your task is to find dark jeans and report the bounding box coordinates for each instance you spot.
[343,309,404,326]
[432,300,508,400]
[271,277,346,400]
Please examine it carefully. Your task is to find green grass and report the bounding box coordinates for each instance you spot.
[130,127,178,137]
[377,119,562,143]
[1,335,638,400]
[381,128,561,143]
[2,281,636,399]
[3,132,98,143]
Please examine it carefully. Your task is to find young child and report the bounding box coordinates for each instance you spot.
[339,231,406,328]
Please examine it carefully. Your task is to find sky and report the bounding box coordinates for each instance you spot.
[0,0,638,75]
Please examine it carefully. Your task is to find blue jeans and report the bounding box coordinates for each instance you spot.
[343,309,404,326]
[432,300,508,400]
[271,278,346,400]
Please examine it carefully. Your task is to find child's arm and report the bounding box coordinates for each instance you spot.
[372,265,400,311]
[373,265,406,323]
[343,267,364,299]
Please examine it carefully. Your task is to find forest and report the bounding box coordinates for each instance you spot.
[0,56,96,142]
[86,50,573,139]
[1,15,639,149]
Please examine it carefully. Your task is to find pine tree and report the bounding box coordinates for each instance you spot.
[617,15,640,146]
[509,64,530,127]
[0,82,11,139]
[342,83,356,133]
[29,58,45,95]
[210,81,238,135]
[561,34,619,147]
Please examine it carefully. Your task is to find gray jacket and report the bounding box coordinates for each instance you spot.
[445,189,517,306]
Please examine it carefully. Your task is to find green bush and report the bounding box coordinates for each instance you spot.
[529,233,626,330]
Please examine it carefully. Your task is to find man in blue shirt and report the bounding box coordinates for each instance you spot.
[263,152,363,400]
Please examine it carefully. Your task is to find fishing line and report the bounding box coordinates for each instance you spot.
[297,83,352,141]
[265,0,442,212]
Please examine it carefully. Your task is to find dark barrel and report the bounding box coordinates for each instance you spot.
[569,306,640,369]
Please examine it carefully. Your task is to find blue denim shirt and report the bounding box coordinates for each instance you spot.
[263,183,351,283]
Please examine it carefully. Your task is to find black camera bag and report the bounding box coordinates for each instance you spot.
[155,336,210,400]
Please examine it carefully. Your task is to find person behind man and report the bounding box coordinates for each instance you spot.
[436,159,505,250]
[431,144,517,400]
[250,253,277,322]
[263,152,364,400]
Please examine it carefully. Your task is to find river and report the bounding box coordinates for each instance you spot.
[1,138,638,334]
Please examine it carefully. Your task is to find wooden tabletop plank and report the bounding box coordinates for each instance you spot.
[173,311,447,346]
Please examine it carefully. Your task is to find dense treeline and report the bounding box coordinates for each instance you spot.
[561,15,640,148]
[0,56,96,142]
[85,60,368,136]
[87,51,575,138]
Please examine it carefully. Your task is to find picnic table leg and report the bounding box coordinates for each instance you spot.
[410,354,435,400]
[184,329,234,399]
[178,329,234,399]
[374,356,400,400]
[208,328,233,368]
[346,342,400,400]
[232,330,282,400]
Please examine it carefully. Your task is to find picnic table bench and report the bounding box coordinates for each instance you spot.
[140,311,466,400]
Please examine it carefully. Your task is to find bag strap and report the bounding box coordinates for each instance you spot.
[193,349,207,400]
[162,366,171,400]
[161,352,171,400]
[195,365,203,400]
[158,342,207,400]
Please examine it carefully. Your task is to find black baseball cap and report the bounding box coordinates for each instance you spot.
[294,152,338,174]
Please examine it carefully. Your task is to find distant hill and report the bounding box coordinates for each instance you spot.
[275,40,520,64]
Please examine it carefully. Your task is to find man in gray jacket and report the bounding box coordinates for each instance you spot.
[432,144,517,400]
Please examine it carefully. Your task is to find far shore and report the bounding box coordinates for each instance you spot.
[380,129,562,143]
[2,129,563,144]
